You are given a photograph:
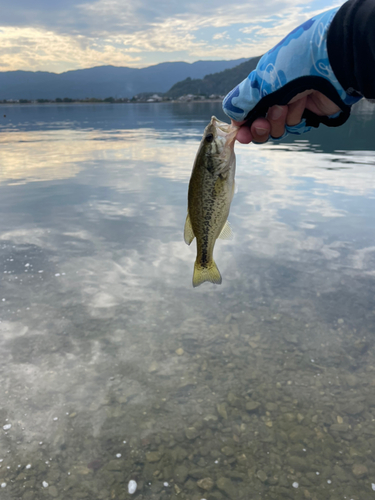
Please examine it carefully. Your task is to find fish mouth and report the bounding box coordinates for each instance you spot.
[211,116,239,143]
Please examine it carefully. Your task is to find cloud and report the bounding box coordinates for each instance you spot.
[213,31,229,41]
[0,0,345,71]
[0,27,141,72]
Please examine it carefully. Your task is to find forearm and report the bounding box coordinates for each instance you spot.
[223,0,375,143]
[328,0,375,99]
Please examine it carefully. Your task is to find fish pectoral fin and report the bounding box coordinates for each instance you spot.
[184,213,195,245]
[218,220,233,240]
[217,155,236,177]
[193,261,222,287]
[217,166,231,179]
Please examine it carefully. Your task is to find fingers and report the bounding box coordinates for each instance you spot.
[235,126,254,144]
[267,105,288,138]
[233,91,341,146]
[306,91,341,116]
[286,96,307,126]
[250,117,270,143]
[237,105,288,144]
[235,117,271,144]
[234,102,301,145]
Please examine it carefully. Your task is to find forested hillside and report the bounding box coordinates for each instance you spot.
[166,56,261,98]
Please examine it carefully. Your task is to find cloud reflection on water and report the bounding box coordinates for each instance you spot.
[1,116,375,288]
[0,128,197,184]
[1,104,375,499]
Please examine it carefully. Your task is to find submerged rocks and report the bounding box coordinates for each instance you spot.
[256,470,268,482]
[217,477,236,499]
[128,480,137,494]
[220,446,234,457]
[352,464,368,478]
[48,486,58,498]
[245,401,260,412]
[174,465,188,483]
[197,477,214,491]
[3,301,375,500]
[287,456,310,473]
[145,451,162,463]
[330,423,351,437]
[216,403,228,420]
[185,427,200,440]
[340,401,365,415]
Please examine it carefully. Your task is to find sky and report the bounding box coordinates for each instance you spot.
[0,0,344,73]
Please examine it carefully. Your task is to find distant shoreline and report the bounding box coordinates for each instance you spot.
[0,98,223,105]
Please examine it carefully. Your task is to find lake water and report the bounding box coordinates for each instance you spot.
[1,101,375,500]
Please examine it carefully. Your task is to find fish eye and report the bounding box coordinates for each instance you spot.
[205,133,214,143]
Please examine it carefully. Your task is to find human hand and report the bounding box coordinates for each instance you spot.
[223,7,362,144]
[235,90,341,144]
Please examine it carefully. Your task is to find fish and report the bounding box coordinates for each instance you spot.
[184,116,239,287]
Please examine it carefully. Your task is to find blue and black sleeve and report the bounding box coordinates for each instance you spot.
[327,0,375,100]
[222,0,375,135]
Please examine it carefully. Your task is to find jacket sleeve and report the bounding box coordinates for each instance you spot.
[327,0,375,99]
[222,6,362,134]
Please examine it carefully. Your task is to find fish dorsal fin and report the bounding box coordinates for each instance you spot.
[184,213,195,245]
[218,220,233,240]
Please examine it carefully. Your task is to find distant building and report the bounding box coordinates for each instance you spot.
[178,94,195,102]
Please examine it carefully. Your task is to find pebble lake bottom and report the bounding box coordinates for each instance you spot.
[0,101,375,500]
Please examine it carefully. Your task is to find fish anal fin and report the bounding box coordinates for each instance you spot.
[184,213,195,245]
[218,220,233,240]
[193,261,222,288]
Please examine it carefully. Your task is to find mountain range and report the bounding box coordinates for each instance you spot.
[166,56,261,98]
[0,59,248,100]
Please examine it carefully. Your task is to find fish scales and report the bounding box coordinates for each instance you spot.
[184,116,238,287]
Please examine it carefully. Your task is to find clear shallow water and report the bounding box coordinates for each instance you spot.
[1,101,375,500]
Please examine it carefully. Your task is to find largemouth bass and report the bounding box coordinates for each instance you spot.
[184,116,239,287]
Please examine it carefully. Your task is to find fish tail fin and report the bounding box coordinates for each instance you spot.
[193,261,222,288]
